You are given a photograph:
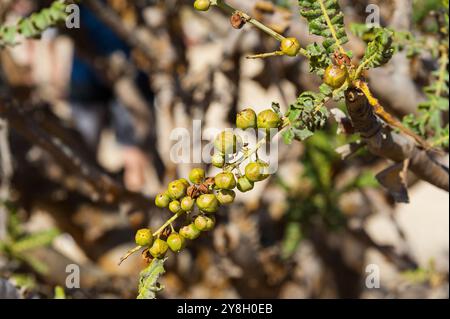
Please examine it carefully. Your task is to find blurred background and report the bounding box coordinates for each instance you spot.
[0,0,448,299]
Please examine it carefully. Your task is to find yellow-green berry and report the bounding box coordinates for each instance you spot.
[323,65,349,89]
[257,109,281,129]
[193,0,210,11]
[180,196,195,211]
[194,215,216,231]
[214,131,242,155]
[135,228,153,247]
[169,200,182,214]
[196,194,219,213]
[237,176,254,192]
[214,172,236,190]
[211,153,225,168]
[167,180,187,199]
[280,37,300,57]
[236,108,257,130]
[245,162,269,182]
[179,178,190,188]
[149,238,168,258]
[155,193,170,208]
[167,232,185,252]
[189,168,205,184]
[179,223,201,240]
[216,189,235,205]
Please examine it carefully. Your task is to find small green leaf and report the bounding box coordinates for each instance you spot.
[298,0,349,53]
[360,28,395,70]
[137,258,167,299]
[293,128,314,141]
[282,129,295,145]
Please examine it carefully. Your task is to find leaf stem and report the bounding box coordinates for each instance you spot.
[317,0,346,55]
[153,211,185,237]
[226,120,290,171]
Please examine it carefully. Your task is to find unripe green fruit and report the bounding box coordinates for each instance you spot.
[245,162,269,182]
[179,178,190,188]
[214,172,236,190]
[211,153,225,168]
[169,200,182,214]
[193,0,210,11]
[167,232,186,252]
[236,108,257,130]
[179,223,201,240]
[135,228,153,247]
[214,131,242,155]
[155,193,170,208]
[167,180,187,199]
[149,238,168,259]
[189,168,205,184]
[280,37,301,57]
[196,194,219,213]
[323,65,349,89]
[180,196,195,211]
[237,176,254,192]
[257,110,281,129]
[194,215,216,231]
[216,189,235,205]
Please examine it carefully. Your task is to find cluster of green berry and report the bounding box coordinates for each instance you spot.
[132,107,283,261]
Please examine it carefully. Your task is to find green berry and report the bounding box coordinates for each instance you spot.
[180,196,195,211]
[323,65,349,89]
[167,232,186,252]
[169,200,182,214]
[149,238,168,258]
[196,194,219,213]
[236,108,257,130]
[194,215,216,231]
[257,109,281,129]
[216,189,235,205]
[179,223,201,240]
[193,0,210,11]
[155,193,170,208]
[189,168,205,184]
[214,172,236,190]
[211,153,225,168]
[214,131,242,155]
[179,178,190,188]
[280,37,300,57]
[167,180,187,199]
[237,176,254,192]
[245,162,269,182]
[135,228,153,247]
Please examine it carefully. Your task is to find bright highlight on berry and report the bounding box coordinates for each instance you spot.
[193,0,211,11]
[280,37,301,57]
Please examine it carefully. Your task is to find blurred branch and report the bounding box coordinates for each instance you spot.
[0,97,152,207]
[345,88,449,192]
[83,0,161,67]
[0,118,12,241]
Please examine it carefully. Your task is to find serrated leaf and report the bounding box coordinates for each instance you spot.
[360,28,395,69]
[292,127,314,141]
[137,258,166,299]
[271,102,283,118]
[298,0,348,53]
[282,129,295,144]
[11,228,59,253]
[305,43,332,75]
[0,0,69,47]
